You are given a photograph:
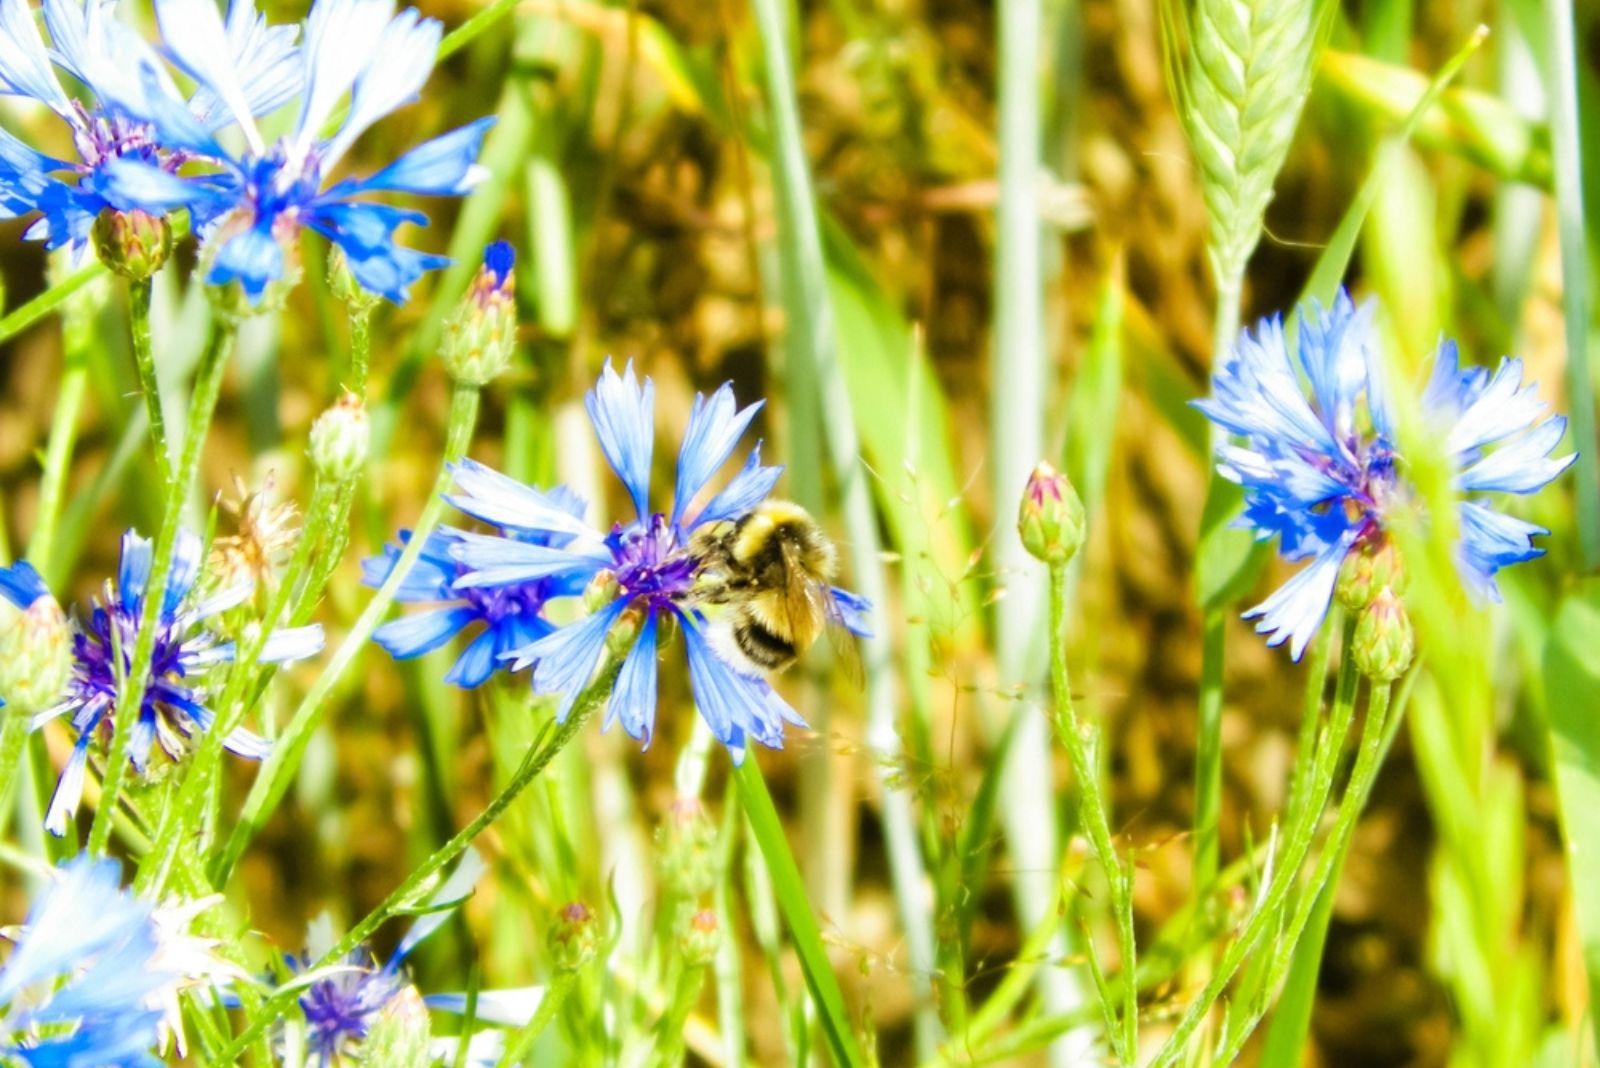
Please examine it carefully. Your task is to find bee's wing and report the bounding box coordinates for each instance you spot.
[822,589,865,689]
[777,538,828,643]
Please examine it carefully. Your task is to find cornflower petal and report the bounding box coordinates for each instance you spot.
[0,558,50,608]
[1242,534,1355,660]
[42,740,88,836]
[293,0,394,153]
[0,0,70,112]
[692,443,783,527]
[671,383,764,525]
[448,531,609,589]
[604,613,659,742]
[327,117,492,198]
[1457,415,1575,494]
[373,606,477,660]
[514,598,628,718]
[447,459,596,543]
[152,0,264,151]
[586,360,655,522]
[321,6,440,167]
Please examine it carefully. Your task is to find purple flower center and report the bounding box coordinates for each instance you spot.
[70,103,165,170]
[609,514,697,613]
[460,573,551,625]
[69,597,194,731]
[298,951,405,1058]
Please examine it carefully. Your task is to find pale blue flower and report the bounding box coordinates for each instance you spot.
[0,855,174,1067]
[101,0,490,303]
[0,0,297,249]
[1197,289,1574,658]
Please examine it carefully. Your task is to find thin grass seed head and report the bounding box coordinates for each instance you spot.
[1196,289,1573,659]
[1163,0,1333,283]
[31,529,324,836]
[678,909,720,967]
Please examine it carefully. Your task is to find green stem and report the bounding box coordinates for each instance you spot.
[734,760,866,1068]
[213,660,619,1064]
[347,303,373,395]
[27,362,89,579]
[1152,618,1360,1067]
[128,279,172,486]
[1283,611,1339,833]
[1047,563,1135,1062]
[651,962,710,1068]
[494,973,577,1067]
[1215,680,1399,1064]
[0,713,31,835]
[438,0,522,60]
[0,262,102,347]
[88,318,235,856]
[212,385,481,887]
[135,476,340,896]
[1192,267,1244,900]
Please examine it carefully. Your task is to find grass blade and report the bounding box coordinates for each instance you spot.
[734,762,864,1068]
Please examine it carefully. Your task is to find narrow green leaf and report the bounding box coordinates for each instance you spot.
[733,762,864,1068]
[1543,581,1600,1060]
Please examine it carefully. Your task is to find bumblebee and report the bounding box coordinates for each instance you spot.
[688,501,862,679]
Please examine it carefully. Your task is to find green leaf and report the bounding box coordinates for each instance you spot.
[1543,580,1600,1060]
[1196,478,1272,611]
[734,762,865,1068]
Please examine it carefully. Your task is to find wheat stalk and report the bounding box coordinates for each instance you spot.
[1164,0,1334,294]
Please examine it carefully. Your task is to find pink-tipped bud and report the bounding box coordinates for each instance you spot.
[1336,536,1405,612]
[655,797,718,898]
[1018,461,1087,566]
[1352,587,1414,683]
[93,209,173,281]
[549,901,598,972]
[678,909,720,967]
[442,242,517,387]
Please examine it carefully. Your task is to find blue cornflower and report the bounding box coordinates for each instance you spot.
[446,361,872,757]
[361,491,588,689]
[0,0,298,250]
[102,0,491,302]
[0,855,174,1066]
[32,528,324,836]
[292,850,484,1065]
[1197,290,1574,659]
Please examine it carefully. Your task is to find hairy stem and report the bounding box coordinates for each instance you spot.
[128,279,172,486]
[1047,563,1136,1061]
[213,660,620,1064]
[212,384,481,886]
[88,319,235,856]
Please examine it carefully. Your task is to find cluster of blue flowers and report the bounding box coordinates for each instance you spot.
[0,0,488,302]
[368,360,874,758]
[1198,289,1573,659]
[0,529,324,836]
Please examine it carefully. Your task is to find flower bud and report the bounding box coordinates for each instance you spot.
[1018,461,1087,566]
[583,571,620,615]
[328,248,381,314]
[0,563,71,715]
[655,798,718,898]
[356,986,432,1068]
[308,391,370,483]
[1335,536,1405,612]
[93,209,173,281]
[548,901,598,972]
[442,242,517,387]
[678,909,719,967]
[1352,587,1414,683]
